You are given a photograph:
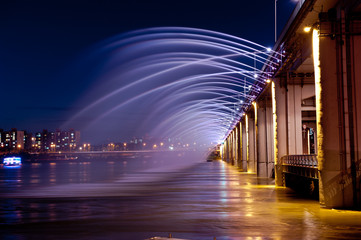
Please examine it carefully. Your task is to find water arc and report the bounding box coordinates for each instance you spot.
[65,27,280,153]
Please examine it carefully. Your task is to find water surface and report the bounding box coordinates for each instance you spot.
[1,156,361,239]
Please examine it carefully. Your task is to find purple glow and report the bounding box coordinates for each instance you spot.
[64,27,280,153]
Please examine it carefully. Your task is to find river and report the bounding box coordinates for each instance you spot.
[1,153,361,239]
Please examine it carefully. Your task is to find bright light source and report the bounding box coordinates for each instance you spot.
[266,47,272,52]
[266,79,271,83]
[304,26,312,32]
[254,74,258,78]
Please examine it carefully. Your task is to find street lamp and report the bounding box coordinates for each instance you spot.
[275,0,277,43]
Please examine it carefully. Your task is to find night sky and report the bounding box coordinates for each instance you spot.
[0,0,298,142]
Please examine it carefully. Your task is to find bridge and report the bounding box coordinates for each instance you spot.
[221,0,361,209]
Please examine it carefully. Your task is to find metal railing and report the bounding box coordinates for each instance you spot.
[281,154,318,168]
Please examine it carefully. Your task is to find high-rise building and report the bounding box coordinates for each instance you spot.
[35,132,42,151]
[0,128,80,152]
[0,128,24,151]
[54,129,81,151]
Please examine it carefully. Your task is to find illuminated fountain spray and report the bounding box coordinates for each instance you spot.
[66,27,281,154]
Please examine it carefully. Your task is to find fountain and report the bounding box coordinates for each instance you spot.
[65,27,280,153]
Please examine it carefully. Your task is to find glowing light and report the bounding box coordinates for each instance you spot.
[3,157,22,167]
[304,26,312,32]
[245,114,249,172]
[313,28,323,177]
[266,78,271,83]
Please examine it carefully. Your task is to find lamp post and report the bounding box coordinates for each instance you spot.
[275,0,277,43]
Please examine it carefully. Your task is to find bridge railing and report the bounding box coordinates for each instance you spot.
[279,154,318,180]
[280,154,318,168]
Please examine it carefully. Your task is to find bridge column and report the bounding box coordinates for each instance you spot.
[257,96,274,178]
[233,128,237,166]
[232,129,236,165]
[242,117,248,171]
[353,25,361,209]
[237,122,243,170]
[229,132,233,164]
[287,82,303,155]
[248,110,256,173]
[224,136,230,163]
[315,13,361,208]
[235,124,240,168]
[273,80,288,186]
[253,102,260,176]
[228,134,232,164]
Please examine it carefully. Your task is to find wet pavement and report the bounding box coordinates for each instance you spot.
[2,160,361,239]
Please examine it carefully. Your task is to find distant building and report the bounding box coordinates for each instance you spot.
[0,128,25,152]
[35,132,42,151]
[0,128,80,152]
[54,129,80,152]
[24,131,33,150]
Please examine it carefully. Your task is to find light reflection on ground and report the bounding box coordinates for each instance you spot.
[1,160,361,240]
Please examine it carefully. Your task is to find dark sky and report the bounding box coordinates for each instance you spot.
[0,0,298,136]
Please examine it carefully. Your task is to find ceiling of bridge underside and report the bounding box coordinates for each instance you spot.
[274,0,343,80]
[295,57,314,73]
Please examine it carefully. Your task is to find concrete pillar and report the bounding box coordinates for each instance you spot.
[287,84,303,155]
[253,102,260,176]
[235,124,239,167]
[258,101,268,177]
[228,135,232,164]
[242,118,248,171]
[257,93,275,178]
[229,132,233,164]
[233,129,236,165]
[273,80,288,186]
[248,114,256,173]
[315,15,361,208]
[353,27,361,209]
[266,105,275,177]
[225,137,230,163]
[238,122,243,170]
[245,114,250,172]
